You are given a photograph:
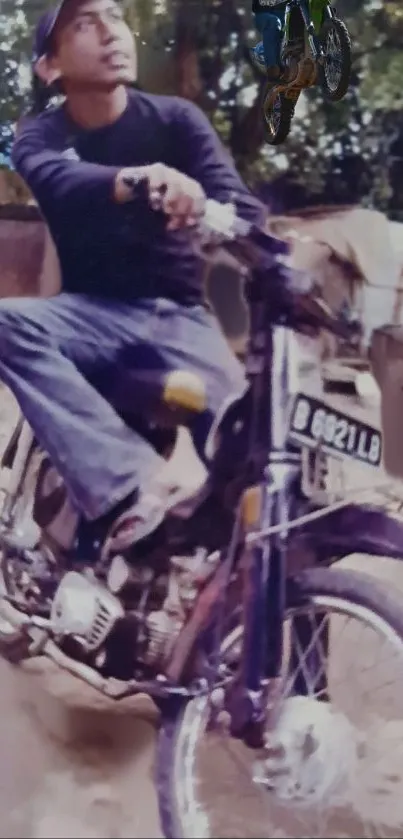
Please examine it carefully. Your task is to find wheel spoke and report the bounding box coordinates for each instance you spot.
[159,573,403,837]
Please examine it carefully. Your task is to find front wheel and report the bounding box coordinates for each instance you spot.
[157,566,403,838]
[261,86,296,146]
[319,18,351,102]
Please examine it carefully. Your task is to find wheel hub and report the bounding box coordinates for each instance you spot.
[253,696,362,807]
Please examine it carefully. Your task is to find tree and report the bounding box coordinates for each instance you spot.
[0,0,51,159]
[128,0,403,216]
[1,0,403,218]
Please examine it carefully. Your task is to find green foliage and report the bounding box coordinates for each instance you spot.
[0,0,402,217]
[0,0,53,154]
[132,0,403,217]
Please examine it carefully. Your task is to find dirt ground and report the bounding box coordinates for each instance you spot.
[0,386,163,839]
[2,378,403,838]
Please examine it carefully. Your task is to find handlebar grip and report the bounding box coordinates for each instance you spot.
[122,173,149,197]
[121,174,168,211]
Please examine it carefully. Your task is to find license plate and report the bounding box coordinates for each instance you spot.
[288,393,382,467]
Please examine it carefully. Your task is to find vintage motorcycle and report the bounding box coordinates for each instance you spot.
[1,195,403,837]
[256,0,352,145]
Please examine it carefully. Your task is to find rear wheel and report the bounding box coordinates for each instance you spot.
[261,86,295,146]
[157,566,403,837]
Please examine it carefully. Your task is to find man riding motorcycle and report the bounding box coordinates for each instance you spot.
[4,0,266,576]
[250,0,288,80]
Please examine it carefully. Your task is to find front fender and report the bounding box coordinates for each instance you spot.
[289,502,403,565]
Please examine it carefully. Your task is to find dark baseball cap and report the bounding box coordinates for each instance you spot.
[32,0,74,63]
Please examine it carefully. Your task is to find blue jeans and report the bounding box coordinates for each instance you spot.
[0,294,246,520]
[254,8,286,67]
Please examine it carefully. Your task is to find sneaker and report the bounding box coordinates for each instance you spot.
[100,474,208,561]
[101,492,166,558]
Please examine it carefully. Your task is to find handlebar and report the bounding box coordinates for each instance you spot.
[122,173,285,256]
[123,174,358,341]
[200,198,358,341]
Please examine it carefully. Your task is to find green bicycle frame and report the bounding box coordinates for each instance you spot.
[283,0,332,59]
[310,0,329,32]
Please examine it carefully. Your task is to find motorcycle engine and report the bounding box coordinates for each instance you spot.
[49,547,221,679]
[144,609,183,667]
[50,571,124,651]
[140,548,219,668]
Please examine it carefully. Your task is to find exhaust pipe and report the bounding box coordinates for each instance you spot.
[0,596,127,696]
[43,640,189,700]
[0,598,188,701]
[43,638,121,695]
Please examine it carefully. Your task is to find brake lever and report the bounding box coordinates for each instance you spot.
[291,293,361,339]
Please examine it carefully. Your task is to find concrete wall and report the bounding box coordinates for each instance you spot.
[0,208,46,298]
[0,206,62,299]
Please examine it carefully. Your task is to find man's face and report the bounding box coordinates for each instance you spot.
[40,0,137,91]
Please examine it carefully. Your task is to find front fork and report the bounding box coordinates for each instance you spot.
[227,327,319,746]
[229,460,306,747]
[298,0,325,62]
